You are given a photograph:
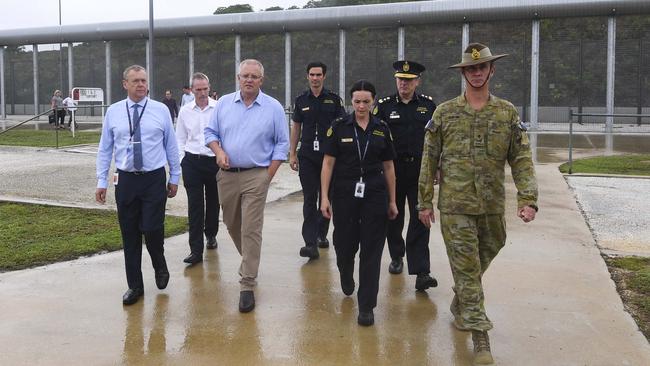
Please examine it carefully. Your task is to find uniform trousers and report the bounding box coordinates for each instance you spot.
[181,152,220,255]
[440,213,506,331]
[298,153,330,246]
[115,167,168,290]
[217,167,270,291]
[387,157,431,274]
[332,179,388,312]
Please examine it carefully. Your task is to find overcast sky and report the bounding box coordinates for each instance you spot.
[0,0,307,30]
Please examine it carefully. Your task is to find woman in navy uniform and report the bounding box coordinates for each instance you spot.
[320,80,398,326]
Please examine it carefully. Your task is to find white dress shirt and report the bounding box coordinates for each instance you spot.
[176,98,217,158]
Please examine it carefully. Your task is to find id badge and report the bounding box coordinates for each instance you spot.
[113,172,119,186]
[354,180,365,198]
[313,140,320,151]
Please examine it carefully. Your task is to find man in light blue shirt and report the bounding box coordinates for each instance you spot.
[96,64,181,306]
[180,86,194,107]
[205,59,289,313]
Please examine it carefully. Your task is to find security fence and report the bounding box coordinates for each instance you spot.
[1,0,650,134]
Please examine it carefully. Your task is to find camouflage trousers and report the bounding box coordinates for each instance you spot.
[440,213,506,331]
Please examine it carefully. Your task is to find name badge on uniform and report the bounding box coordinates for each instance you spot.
[341,138,353,143]
[354,178,365,198]
[113,172,119,186]
[313,140,320,151]
[389,114,400,119]
[302,107,310,111]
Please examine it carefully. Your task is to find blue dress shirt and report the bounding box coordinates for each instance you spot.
[204,90,289,168]
[96,97,181,189]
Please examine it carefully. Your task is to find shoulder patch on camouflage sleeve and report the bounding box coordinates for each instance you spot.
[425,119,436,131]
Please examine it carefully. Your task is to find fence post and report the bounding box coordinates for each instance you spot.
[568,108,574,175]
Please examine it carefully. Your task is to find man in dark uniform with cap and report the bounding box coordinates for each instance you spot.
[290,61,346,260]
[374,60,438,291]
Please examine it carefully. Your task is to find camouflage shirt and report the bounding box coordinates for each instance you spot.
[417,94,538,215]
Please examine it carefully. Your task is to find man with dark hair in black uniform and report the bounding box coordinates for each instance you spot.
[290,61,346,260]
[374,60,438,291]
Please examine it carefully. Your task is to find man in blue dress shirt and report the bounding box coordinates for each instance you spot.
[205,59,289,313]
[96,65,181,306]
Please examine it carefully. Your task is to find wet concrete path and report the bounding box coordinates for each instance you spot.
[0,144,650,366]
[1,153,649,364]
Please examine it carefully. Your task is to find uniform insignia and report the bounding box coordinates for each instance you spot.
[326,127,333,137]
[471,48,481,60]
[372,106,378,115]
[389,114,400,119]
[372,130,385,137]
[323,99,334,104]
[341,138,353,142]
[518,121,529,131]
[403,62,410,72]
[425,119,436,131]
[416,106,428,113]
[301,107,310,111]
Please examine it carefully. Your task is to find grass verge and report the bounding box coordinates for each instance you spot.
[0,202,186,272]
[0,129,101,147]
[603,255,650,340]
[559,154,650,176]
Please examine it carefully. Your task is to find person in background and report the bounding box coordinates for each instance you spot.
[62,91,78,129]
[320,80,398,326]
[181,85,194,107]
[161,90,179,124]
[51,90,66,129]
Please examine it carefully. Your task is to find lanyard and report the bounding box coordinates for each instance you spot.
[126,100,148,138]
[352,122,370,177]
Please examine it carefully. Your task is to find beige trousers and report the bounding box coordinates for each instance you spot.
[217,167,270,291]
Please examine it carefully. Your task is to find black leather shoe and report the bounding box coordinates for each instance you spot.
[155,270,170,290]
[206,236,218,249]
[357,310,374,326]
[388,258,403,274]
[122,288,144,305]
[340,272,355,296]
[299,245,319,259]
[317,237,330,248]
[415,273,438,291]
[239,290,255,313]
[183,253,203,265]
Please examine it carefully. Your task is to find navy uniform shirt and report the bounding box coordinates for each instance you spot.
[373,92,436,159]
[292,88,346,158]
[322,113,396,198]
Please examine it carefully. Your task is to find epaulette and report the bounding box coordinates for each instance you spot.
[377,96,392,104]
[332,116,346,126]
[420,94,434,101]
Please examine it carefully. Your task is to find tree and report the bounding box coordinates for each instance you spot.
[264,6,284,11]
[213,4,254,14]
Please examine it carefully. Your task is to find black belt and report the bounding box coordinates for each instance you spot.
[185,152,215,160]
[223,167,255,173]
[117,167,164,176]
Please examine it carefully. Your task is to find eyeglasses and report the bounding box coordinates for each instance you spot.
[239,74,262,81]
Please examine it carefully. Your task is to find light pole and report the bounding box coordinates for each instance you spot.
[148,0,155,99]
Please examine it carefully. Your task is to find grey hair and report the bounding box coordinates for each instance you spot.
[238,59,264,77]
[191,72,210,87]
[122,65,146,80]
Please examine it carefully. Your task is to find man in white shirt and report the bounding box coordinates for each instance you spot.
[175,72,220,265]
[62,91,78,128]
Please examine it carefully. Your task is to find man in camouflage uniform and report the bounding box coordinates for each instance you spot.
[417,43,538,365]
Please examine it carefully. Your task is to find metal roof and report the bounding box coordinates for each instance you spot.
[1,0,649,46]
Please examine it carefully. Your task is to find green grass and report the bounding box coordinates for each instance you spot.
[0,129,101,147]
[0,202,187,271]
[559,154,650,176]
[605,256,650,338]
